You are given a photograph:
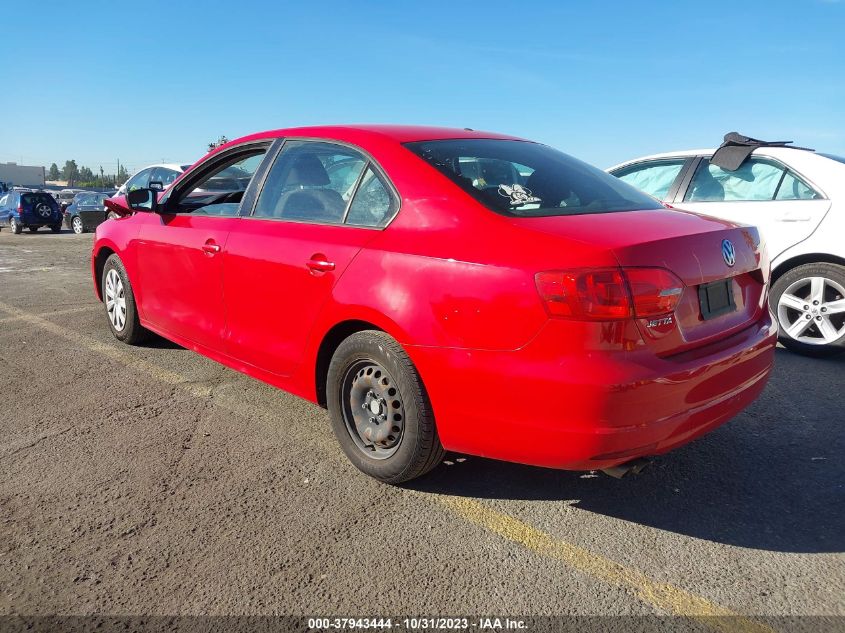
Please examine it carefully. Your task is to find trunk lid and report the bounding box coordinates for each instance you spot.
[516,208,769,356]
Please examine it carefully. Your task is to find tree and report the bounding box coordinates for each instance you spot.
[47,163,60,180]
[116,164,129,185]
[78,166,94,182]
[207,135,229,152]
[61,160,78,186]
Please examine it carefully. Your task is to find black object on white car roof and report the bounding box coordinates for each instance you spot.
[711,132,814,171]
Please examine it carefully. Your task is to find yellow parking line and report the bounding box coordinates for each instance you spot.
[0,299,775,631]
[435,496,774,632]
[0,304,98,324]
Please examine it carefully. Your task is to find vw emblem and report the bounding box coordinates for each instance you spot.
[721,239,736,267]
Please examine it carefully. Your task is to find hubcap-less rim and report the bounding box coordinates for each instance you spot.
[341,360,406,459]
[777,276,845,345]
[72,217,83,233]
[104,269,127,332]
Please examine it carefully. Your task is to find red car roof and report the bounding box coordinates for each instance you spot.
[222,124,525,150]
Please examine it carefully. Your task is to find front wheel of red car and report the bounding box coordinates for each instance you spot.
[327,330,445,484]
[101,254,150,345]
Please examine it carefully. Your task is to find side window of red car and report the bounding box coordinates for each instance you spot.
[253,141,397,227]
[345,167,396,227]
[171,148,268,217]
[253,141,366,223]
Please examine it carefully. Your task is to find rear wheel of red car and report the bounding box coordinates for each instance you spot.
[102,254,150,345]
[771,262,845,358]
[327,330,444,483]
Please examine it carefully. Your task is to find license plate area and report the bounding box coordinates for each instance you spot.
[698,278,736,320]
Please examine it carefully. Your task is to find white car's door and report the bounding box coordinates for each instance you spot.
[676,156,831,260]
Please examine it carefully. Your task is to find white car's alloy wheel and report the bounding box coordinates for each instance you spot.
[104,269,127,332]
[777,276,845,345]
[72,217,83,234]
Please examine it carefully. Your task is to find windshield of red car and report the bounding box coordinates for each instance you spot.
[404,139,662,217]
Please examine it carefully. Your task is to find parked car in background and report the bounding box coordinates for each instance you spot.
[609,138,845,357]
[115,163,190,197]
[0,190,63,233]
[64,192,111,234]
[55,189,84,211]
[96,125,776,483]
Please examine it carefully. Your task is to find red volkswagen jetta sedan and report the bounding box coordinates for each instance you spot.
[95,125,777,483]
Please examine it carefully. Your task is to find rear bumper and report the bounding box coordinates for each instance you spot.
[408,312,777,470]
[22,214,61,226]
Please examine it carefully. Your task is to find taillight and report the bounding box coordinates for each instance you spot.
[535,267,684,321]
[16,205,23,215]
[624,268,684,317]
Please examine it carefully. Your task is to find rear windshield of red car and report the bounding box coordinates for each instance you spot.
[404,139,662,217]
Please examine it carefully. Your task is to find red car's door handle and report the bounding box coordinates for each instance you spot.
[306,255,335,273]
[202,240,222,255]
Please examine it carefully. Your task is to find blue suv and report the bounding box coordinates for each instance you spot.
[0,191,63,234]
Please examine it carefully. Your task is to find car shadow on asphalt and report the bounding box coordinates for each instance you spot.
[409,349,844,554]
[140,333,183,349]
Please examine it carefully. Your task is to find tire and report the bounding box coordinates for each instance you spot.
[326,330,445,483]
[28,226,38,233]
[10,217,22,234]
[101,254,150,345]
[50,224,61,233]
[71,216,85,234]
[770,262,845,358]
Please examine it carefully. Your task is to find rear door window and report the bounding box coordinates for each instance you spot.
[253,141,367,223]
[405,139,661,217]
[774,171,819,200]
[684,159,785,202]
[346,167,396,227]
[612,159,687,201]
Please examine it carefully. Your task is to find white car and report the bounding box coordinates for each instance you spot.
[609,140,845,357]
[115,163,191,197]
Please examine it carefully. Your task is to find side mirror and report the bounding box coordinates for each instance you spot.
[149,181,164,192]
[104,195,133,218]
[126,188,159,212]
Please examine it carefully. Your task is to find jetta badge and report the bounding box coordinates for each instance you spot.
[721,239,736,267]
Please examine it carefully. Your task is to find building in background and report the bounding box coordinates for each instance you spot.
[0,162,45,187]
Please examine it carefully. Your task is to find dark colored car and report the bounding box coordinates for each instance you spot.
[0,190,63,233]
[64,192,110,234]
[55,190,79,211]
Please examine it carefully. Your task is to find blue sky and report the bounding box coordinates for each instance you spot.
[2,0,843,176]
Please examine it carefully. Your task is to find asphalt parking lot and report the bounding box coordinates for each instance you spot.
[0,229,842,629]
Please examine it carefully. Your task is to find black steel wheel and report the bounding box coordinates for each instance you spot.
[340,359,406,459]
[327,330,444,483]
